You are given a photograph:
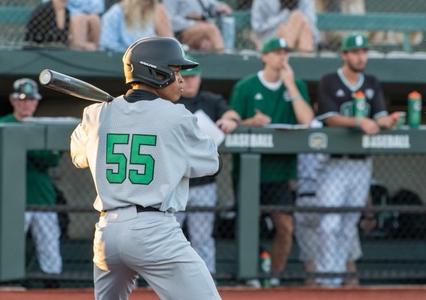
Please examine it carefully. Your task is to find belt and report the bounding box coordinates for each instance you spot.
[135,204,161,213]
[298,192,316,197]
[101,205,161,216]
[330,154,367,160]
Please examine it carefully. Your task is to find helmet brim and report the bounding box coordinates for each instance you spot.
[172,57,199,70]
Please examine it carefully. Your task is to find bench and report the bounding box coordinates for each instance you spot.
[317,12,426,52]
[0,6,33,25]
[232,10,426,52]
[0,6,34,48]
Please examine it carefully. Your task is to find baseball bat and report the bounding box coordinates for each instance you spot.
[39,69,114,102]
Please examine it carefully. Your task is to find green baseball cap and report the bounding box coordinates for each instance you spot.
[341,33,369,52]
[180,55,201,76]
[261,37,289,54]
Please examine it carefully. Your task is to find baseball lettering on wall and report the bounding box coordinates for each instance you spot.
[225,133,274,148]
[362,134,411,149]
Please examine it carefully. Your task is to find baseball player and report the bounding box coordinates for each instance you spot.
[294,119,328,285]
[70,37,221,300]
[230,37,314,287]
[315,33,397,286]
[175,59,240,276]
[0,79,63,279]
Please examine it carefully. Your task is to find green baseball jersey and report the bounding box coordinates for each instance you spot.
[230,72,311,182]
[0,114,60,205]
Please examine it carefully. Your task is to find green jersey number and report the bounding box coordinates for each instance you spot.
[106,133,157,185]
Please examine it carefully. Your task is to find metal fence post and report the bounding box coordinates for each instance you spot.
[237,153,260,279]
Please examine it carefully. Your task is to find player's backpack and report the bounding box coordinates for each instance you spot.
[384,189,426,239]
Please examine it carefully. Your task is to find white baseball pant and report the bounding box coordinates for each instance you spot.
[25,211,62,274]
[314,158,372,286]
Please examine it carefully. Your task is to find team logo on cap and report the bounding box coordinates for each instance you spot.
[355,35,364,46]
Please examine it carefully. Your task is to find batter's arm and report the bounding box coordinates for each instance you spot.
[70,123,89,168]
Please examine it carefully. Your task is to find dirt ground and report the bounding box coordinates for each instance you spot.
[2,286,426,300]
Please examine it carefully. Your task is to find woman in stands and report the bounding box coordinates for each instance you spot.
[99,0,173,52]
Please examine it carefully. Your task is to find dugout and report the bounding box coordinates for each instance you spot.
[0,49,426,119]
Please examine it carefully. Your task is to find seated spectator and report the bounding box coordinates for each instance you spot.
[251,0,318,52]
[163,0,232,51]
[100,0,173,52]
[25,0,70,47]
[67,0,104,50]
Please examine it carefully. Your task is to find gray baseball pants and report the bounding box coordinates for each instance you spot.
[93,206,221,300]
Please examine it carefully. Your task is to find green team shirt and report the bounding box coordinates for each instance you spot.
[0,114,60,205]
[230,72,311,183]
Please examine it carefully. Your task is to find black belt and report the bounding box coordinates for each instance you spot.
[298,192,316,197]
[330,154,367,160]
[101,205,161,216]
[136,204,161,213]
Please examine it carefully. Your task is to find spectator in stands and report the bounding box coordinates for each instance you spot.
[100,0,173,52]
[230,37,314,287]
[251,0,318,52]
[315,33,398,286]
[67,0,104,50]
[163,0,232,51]
[25,0,70,47]
[0,79,62,283]
[175,57,240,276]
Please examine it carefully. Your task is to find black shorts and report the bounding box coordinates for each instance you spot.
[260,181,295,206]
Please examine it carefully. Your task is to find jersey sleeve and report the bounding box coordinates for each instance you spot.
[317,75,339,120]
[370,77,388,119]
[230,80,248,119]
[179,113,219,178]
[70,107,91,168]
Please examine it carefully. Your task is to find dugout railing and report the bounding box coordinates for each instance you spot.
[1,123,426,286]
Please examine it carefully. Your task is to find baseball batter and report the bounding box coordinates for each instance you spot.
[316,33,397,286]
[70,37,221,300]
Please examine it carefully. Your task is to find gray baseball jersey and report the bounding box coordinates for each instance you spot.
[70,91,221,300]
[71,95,219,212]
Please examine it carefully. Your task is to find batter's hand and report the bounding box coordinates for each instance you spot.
[359,117,380,135]
[252,109,271,126]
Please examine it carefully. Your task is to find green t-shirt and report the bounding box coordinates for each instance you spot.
[230,72,311,182]
[0,114,60,205]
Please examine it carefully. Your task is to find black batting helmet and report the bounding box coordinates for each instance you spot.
[123,37,198,88]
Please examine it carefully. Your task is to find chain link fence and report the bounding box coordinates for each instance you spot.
[14,148,426,288]
[0,0,425,53]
